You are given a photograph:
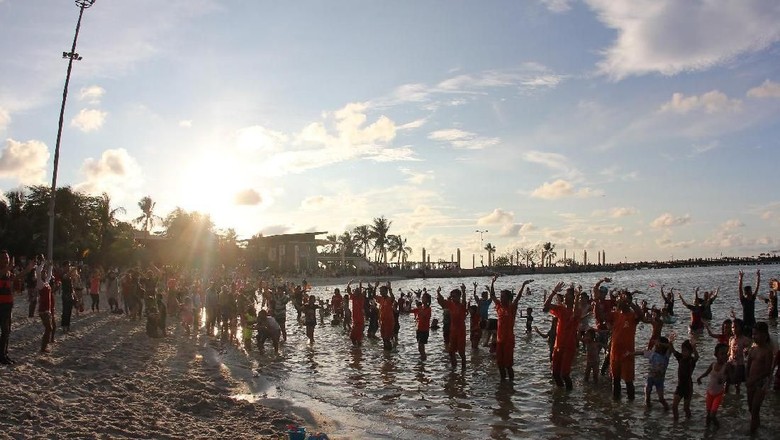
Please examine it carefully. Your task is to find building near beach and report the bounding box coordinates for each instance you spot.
[246,232,327,272]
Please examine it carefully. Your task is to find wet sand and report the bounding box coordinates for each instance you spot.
[0,304,304,439]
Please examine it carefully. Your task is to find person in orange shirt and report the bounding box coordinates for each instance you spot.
[437,284,467,369]
[490,276,533,382]
[610,290,645,400]
[543,281,584,390]
[376,282,396,351]
[348,280,365,347]
[411,293,432,360]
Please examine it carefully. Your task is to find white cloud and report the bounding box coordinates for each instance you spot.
[0,107,10,132]
[0,139,50,185]
[76,148,143,195]
[392,84,431,103]
[660,91,742,114]
[234,188,262,206]
[398,118,427,130]
[179,120,193,128]
[79,86,105,104]
[721,219,745,230]
[650,212,691,228]
[530,179,601,199]
[70,108,107,132]
[478,208,515,225]
[657,238,696,249]
[747,79,780,99]
[590,0,780,79]
[540,0,574,13]
[236,125,288,153]
[428,128,500,150]
[400,168,434,185]
[437,68,564,92]
[609,207,638,218]
[522,150,581,179]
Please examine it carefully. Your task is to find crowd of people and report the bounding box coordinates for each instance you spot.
[1,251,779,435]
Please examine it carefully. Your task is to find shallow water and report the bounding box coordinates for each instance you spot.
[249,264,780,439]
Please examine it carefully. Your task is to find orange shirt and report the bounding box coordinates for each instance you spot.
[550,305,578,349]
[446,301,467,332]
[494,300,517,343]
[413,306,431,331]
[377,296,395,329]
[611,310,639,352]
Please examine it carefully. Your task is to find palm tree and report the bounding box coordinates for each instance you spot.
[338,231,357,256]
[352,225,372,258]
[94,192,126,255]
[518,247,537,267]
[484,242,496,266]
[324,234,339,254]
[370,216,391,264]
[542,242,557,267]
[134,196,162,233]
[388,234,412,268]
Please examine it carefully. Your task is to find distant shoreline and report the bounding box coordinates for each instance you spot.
[301,258,779,287]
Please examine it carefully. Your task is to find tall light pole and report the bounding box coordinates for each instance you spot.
[48,0,97,261]
[475,229,487,267]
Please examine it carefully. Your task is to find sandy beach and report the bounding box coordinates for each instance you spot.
[0,301,307,440]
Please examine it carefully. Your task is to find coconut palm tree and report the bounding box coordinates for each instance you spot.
[388,234,412,268]
[134,196,162,233]
[542,241,557,267]
[352,225,372,258]
[338,231,357,256]
[484,242,496,266]
[324,234,339,254]
[94,192,126,257]
[370,216,391,264]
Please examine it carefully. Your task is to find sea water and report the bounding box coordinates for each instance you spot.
[250,264,780,439]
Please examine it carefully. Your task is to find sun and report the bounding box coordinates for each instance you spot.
[176,152,249,216]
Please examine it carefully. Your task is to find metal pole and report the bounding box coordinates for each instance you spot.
[48,2,93,261]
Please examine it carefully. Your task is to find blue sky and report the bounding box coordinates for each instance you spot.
[1,0,779,264]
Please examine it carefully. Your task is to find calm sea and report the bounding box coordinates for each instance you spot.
[243,264,780,439]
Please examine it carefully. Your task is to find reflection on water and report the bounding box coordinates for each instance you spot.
[245,264,780,439]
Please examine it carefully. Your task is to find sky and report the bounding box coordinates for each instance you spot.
[1,0,779,265]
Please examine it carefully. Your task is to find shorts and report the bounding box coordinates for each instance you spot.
[646,376,665,392]
[675,380,693,399]
[706,391,724,413]
[729,364,746,384]
[416,330,429,344]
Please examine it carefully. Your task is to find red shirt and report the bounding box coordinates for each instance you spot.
[413,306,431,331]
[38,285,54,314]
[550,305,578,350]
[494,300,518,343]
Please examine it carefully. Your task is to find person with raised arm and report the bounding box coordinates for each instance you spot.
[437,284,467,369]
[348,280,366,347]
[543,281,578,390]
[660,284,675,316]
[473,281,492,346]
[757,279,778,321]
[376,282,396,350]
[610,289,644,400]
[490,275,533,381]
[678,289,705,333]
[738,269,760,332]
[0,251,34,364]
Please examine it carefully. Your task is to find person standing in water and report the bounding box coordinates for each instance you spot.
[490,276,533,382]
[437,284,467,369]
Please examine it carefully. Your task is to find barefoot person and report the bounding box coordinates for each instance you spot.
[746,322,774,434]
[0,251,32,365]
[697,343,731,429]
[671,338,699,420]
[738,269,760,332]
[437,284,467,369]
[490,276,533,381]
[610,290,644,400]
[411,292,432,360]
[376,282,396,350]
[36,258,55,353]
[543,281,580,390]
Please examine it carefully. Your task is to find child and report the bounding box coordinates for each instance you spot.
[581,328,600,383]
[411,293,432,360]
[241,306,257,352]
[468,303,481,350]
[746,322,774,434]
[430,318,440,330]
[534,317,558,362]
[303,294,319,344]
[255,310,281,354]
[639,335,672,410]
[646,308,664,350]
[342,293,352,332]
[670,338,699,420]
[519,307,534,335]
[704,319,732,345]
[696,343,731,429]
[727,318,751,393]
[437,285,467,369]
[180,295,194,336]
